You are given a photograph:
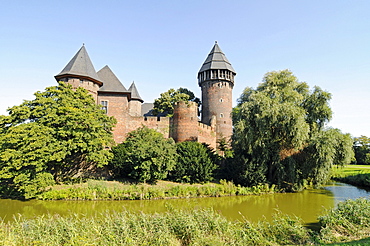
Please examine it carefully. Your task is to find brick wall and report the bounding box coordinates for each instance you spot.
[98,93,129,143]
[197,122,217,149]
[65,78,100,102]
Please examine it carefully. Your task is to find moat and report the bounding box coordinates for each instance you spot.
[1,182,369,224]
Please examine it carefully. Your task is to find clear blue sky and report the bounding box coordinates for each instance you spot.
[1,1,369,137]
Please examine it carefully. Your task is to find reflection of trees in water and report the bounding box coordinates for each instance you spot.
[0,188,338,224]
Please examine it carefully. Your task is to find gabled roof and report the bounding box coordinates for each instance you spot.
[128,82,143,102]
[55,45,102,85]
[97,65,128,93]
[198,42,236,74]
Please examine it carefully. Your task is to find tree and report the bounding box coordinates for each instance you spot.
[0,82,116,198]
[232,70,353,190]
[110,126,177,183]
[152,88,201,117]
[169,141,217,183]
[353,136,370,164]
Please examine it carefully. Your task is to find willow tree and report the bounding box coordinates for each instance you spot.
[232,70,353,190]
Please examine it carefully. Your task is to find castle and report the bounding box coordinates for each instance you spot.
[54,42,236,149]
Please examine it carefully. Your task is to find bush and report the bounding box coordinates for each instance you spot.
[170,141,217,183]
[110,126,177,183]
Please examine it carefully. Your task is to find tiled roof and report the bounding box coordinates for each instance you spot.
[97,65,128,93]
[55,45,102,84]
[128,82,143,102]
[199,42,236,74]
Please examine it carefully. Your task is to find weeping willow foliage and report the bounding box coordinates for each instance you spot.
[232,70,353,190]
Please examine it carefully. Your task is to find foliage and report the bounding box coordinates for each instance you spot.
[0,206,314,246]
[168,141,217,183]
[110,126,177,183]
[353,135,370,164]
[231,70,353,190]
[334,173,370,188]
[38,179,276,200]
[319,198,370,243]
[0,82,116,198]
[152,88,201,117]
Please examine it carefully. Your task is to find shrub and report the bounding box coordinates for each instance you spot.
[110,126,177,183]
[170,141,217,183]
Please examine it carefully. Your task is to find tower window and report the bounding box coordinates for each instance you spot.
[219,83,223,88]
[101,101,108,114]
[220,113,224,118]
[219,98,223,103]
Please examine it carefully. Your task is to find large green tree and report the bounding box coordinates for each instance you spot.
[152,88,201,117]
[110,126,177,183]
[0,82,116,198]
[353,135,370,164]
[232,70,353,190]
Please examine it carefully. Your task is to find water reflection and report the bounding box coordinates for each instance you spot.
[0,182,367,224]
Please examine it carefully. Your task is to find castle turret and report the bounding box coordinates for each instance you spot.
[172,101,199,142]
[55,45,102,102]
[128,82,143,116]
[198,42,236,142]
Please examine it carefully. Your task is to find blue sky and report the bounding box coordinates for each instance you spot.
[1,1,369,137]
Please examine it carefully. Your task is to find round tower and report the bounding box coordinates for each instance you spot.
[172,101,199,142]
[198,42,236,142]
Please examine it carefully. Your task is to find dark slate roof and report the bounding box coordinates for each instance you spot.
[97,65,128,93]
[141,103,168,117]
[128,82,144,102]
[198,42,236,74]
[55,45,102,85]
[142,103,154,116]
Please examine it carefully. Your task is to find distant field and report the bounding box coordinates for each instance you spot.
[332,164,370,178]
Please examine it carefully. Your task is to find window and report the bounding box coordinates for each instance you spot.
[220,113,224,118]
[80,79,83,83]
[219,98,223,103]
[101,101,108,114]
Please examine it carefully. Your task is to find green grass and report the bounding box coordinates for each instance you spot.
[331,165,370,188]
[1,198,370,245]
[331,165,370,178]
[38,179,276,200]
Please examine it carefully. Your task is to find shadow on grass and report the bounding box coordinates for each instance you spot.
[324,237,370,245]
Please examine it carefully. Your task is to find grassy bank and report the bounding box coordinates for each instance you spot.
[331,165,370,188]
[38,179,276,200]
[1,198,370,245]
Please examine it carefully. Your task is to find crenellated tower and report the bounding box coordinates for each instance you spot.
[198,41,236,142]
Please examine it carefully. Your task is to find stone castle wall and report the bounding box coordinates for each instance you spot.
[98,93,129,143]
[197,122,217,149]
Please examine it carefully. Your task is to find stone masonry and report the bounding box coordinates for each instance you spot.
[54,42,236,150]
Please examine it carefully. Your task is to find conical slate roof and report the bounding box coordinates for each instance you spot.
[97,65,128,93]
[55,45,102,85]
[128,82,143,102]
[198,42,236,74]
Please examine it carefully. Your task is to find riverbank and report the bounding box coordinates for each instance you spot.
[38,179,276,200]
[1,198,369,245]
[331,164,370,189]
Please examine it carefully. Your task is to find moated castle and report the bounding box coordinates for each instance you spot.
[54,42,236,149]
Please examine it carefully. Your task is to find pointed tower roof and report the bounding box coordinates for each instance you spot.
[198,41,236,74]
[97,65,128,93]
[55,45,103,85]
[128,82,143,102]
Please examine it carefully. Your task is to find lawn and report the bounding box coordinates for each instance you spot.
[331,164,370,178]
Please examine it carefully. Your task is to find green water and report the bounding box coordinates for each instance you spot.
[0,183,369,224]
